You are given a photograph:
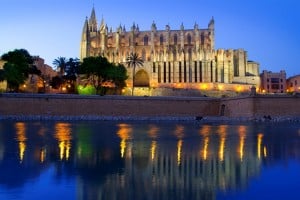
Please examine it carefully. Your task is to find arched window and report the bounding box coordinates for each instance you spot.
[174,34,178,45]
[160,34,164,45]
[144,35,149,46]
[187,34,192,45]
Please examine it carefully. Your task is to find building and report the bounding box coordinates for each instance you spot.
[287,74,300,93]
[24,56,57,93]
[80,7,260,95]
[0,60,7,92]
[1,57,57,93]
[260,70,287,93]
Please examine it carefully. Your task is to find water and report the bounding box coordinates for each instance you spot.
[0,121,299,200]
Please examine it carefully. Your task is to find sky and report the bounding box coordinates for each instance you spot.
[0,0,299,77]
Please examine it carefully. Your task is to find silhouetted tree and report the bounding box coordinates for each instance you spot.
[65,58,80,93]
[53,57,67,77]
[0,49,34,92]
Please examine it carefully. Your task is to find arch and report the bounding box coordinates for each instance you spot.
[134,69,150,87]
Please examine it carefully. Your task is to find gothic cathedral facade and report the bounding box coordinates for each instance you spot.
[80,8,260,91]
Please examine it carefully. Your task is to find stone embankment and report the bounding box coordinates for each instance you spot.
[0,93,299,122]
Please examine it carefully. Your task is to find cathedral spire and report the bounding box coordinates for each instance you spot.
[82,17,89,35]
[80,17,89,60]
[208,16,214,29]
[99,16,106,33]
[89,6,97,32]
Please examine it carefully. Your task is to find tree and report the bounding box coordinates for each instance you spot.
[79,56,128,95]
[0,49,34,92]
[51,57,80,93]
[65,58,80,81]
[126,52,143,95]
[50,76,64,90]
[107,63,128,94]
[28,64,41,83]
[53,57,67,77]
[79,56,112,95]
[65,58,80,93]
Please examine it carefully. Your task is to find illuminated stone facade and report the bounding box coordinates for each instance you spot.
[0,60,7,91]
[24,56,58,93]
[287,74,300,93]
[260,70,287,93]
[80,8,260,93]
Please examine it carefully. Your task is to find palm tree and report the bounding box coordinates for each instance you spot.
[53,57,67,77]
[126,52,143,95]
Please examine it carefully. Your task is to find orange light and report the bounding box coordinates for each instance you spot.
[257,133,263,159]
[201,84,208,90]
[117,124,132,158]
[236,86,243,92]
[218,84,224,90]
[151,141,157,161]
[177,140,183,165]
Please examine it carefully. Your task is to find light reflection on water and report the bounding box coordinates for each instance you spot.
[0,121,299,200]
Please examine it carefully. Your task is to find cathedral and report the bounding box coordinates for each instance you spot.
[80,7,260,94]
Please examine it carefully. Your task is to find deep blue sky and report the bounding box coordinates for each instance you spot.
[0,0,299,77]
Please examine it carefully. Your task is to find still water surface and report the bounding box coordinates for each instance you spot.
[0,121,299,200]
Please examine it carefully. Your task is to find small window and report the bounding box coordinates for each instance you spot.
[267,78,269,82]
[295,80,298,85]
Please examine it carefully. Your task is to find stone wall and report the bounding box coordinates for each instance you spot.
[0,93,299,120]
[252,95,300,117]
[0,94,219,118]
[221,95,300,118]
[221,97,254,117]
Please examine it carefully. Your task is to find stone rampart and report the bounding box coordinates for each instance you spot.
[0,93,299,120]
[0,93,219,119]
[221,94,300,118]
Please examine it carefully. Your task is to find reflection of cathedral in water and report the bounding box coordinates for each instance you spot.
[2,122,299,200]
[78,124,265,200]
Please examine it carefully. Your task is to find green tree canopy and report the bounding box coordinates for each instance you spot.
[79,56,128,95]
[0,49,35,91]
